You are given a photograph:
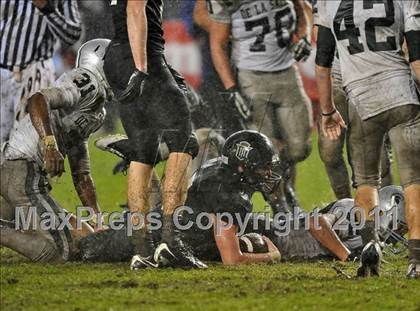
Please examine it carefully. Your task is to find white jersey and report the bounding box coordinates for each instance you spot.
[316,0,420,119]
[4,68,108,166]
[208,0,296,71]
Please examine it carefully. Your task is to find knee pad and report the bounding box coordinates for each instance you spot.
[165,132,199,159]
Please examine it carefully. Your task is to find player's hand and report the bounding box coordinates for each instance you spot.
[43,136,65,177]
[322,110,347,140]
[118,69,148,104]
[226,86,251,122]
[262,236,281,262]
[291,37,312,62]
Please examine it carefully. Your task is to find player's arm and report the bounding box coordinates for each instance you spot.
[193,0,212,32]
[213,216,281,265]
[28,92,65,177]
[118,0,149,103]
[315,25,345,140]
[67,140,101,216]
[32,0,82,46]
[127,0,148,72]
[403,0,420,78]
[404,6,420,79]
[290,0,312,61]
[292,0,310,40]
[209,21,235,89]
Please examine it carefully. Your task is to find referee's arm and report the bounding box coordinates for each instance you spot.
[33,0,82,46]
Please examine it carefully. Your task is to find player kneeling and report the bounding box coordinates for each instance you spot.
[0,39,112,262]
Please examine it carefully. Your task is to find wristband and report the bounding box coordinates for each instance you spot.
[322,108,337,117]
[42,135,58,150]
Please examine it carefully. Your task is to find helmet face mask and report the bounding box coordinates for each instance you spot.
[243,166,281,193]
[377,185,408,246]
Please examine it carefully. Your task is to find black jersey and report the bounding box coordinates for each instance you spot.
[109,0,165,55]
[179,158,254,261]
[186,158,253,223]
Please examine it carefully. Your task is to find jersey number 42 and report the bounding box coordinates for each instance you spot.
[334,0,397,55]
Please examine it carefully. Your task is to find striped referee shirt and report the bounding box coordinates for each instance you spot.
[0,0,82,69]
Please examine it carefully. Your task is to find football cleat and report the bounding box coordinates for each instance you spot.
[406,263,420,279]
[154,242,208,269]
[357,241,382,277]
[94,134,130,159]
[130,254,159,270]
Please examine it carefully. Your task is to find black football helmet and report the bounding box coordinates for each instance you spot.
[221,130,281,193]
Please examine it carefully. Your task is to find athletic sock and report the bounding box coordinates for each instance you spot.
[408,239,420,265]
[359,220,379,245]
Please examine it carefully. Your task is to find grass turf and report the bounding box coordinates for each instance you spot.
[1,132,419,311]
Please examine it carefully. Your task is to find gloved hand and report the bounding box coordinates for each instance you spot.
[118,69,148,103]
[225,86,251,122]
[291,37,312,62]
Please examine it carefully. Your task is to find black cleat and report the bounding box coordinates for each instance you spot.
[94,134,130,159]
[357,241,382,277]
[406,263,420,279]
[130,254,159,270]
[156,214,208,269]
[154,242,208,269]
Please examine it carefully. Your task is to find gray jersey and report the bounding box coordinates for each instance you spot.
[4,68,107,166]
[208,0,296,71]
[317,0,420,119]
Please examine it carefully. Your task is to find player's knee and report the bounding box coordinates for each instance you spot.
[287,139,312,163]
[130,145,162,166]
[166,132,199,159]
[319,145,343,167]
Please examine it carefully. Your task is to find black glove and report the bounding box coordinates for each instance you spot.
[291,37,312,62]
[118,69,148,103]
[167,65,188,93]
[226,86,251,122]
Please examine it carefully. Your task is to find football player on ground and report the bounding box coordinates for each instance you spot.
[315,0,420,278]
[312,1,393,200]
[0,39,111,262]
[206,0,313,213]
[91,130,355,266]
[104,0,206,270]
[5,131,406,266]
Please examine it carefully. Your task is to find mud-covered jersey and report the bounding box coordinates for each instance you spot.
[179,158,254,260]
[109,0,165,55]
[316,0,420,119]
[5,68,107,167]
[207,0,296,71]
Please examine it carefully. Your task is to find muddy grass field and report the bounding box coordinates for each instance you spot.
[1,133,419,310]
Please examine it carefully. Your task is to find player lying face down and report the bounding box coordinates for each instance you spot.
[81,131,357,267]
[0,39,112,262]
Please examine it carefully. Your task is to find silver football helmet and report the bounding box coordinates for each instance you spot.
[76,38,110,77]
[377,185,407,246]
